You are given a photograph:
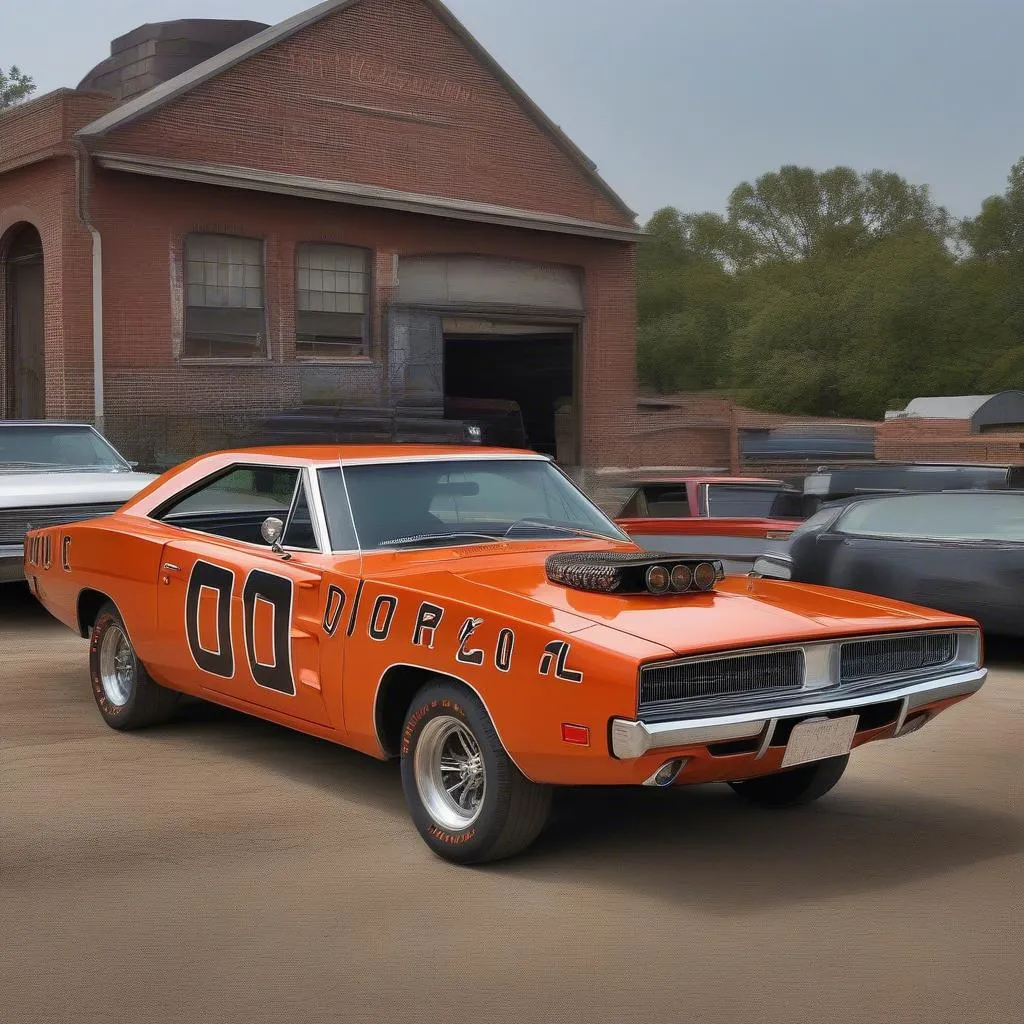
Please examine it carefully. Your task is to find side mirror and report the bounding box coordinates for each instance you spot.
[261,516,289,558]
[750,555,792,580]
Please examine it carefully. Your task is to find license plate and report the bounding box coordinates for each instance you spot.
[781,715,859,769]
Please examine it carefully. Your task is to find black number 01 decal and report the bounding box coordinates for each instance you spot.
[185,560,295,695]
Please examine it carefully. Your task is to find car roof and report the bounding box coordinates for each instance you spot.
[206,444,548,466]
[0,420,95,428]
[631,476,784,486]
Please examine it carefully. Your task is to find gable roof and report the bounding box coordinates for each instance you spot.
[76,0,636,223]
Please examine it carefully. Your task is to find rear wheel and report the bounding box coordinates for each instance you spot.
[89,602,180,730]
[400,679,552,864]
[728,754,849,808]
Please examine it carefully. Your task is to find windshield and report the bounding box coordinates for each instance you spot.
[705,483,800,518]
[0,425,129,472]
[835,491,1024,542]
[318,457,630,550]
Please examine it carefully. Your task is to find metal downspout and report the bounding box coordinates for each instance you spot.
[74,141,104,436]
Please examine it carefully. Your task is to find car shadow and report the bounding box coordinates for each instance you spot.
[495,782,1024,912]
[168,698,410,821]
[159,700,1022,910]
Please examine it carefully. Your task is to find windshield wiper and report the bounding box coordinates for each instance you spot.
[503,518,620,542]
[378,531,499,548]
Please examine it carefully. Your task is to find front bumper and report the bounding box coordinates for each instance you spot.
[610,667,987,759]
[0,543,25,583]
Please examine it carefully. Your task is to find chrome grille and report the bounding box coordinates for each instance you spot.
[0,503,122,543]
[840,633,957,682]
[639,649,804,714]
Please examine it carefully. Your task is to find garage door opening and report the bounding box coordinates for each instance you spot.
[442,320,576,462]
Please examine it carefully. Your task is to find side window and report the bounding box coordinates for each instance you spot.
[282,479,319,550]
[643,486,691,517]
[156,465,301,546]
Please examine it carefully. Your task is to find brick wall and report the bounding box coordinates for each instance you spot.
[876,416,1024,462]
[68,170,635,470]
[0,158,82,420]
[98,0,634,228]
[0,90,117,174]
[3,0,639,470]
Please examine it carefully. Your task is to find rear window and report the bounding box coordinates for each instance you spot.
[705,484,798,518]
[835,492,1024,542]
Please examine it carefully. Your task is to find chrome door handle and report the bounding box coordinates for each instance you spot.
[162,562,180,572]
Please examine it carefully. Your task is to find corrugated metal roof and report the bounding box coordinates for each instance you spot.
[901,395,995,419]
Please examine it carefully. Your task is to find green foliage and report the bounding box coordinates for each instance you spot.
[637,161,1024,418]
[0,66,35,109]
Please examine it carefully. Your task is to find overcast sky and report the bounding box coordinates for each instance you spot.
[7,0,1024,223]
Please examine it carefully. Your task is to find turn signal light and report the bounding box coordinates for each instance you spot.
[561,723,591,746]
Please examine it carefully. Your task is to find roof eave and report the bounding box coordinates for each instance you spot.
[90,151,642,241]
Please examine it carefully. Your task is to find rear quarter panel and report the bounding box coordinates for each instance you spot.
[26,516,165,650]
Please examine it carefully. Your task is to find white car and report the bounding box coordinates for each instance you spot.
[0,422,156,583]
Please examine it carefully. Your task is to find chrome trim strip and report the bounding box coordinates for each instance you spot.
[301,465,332,555]
[612,667,987,759]
[753,718,777,760]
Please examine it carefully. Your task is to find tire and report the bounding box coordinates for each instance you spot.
[728,754,849,809]
[88,601,180,730]
[400,679,552,865]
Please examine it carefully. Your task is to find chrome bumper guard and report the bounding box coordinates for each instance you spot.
[610,667,987,760]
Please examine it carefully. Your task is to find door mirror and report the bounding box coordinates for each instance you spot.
[261,516,285,551]
[750,555,792,580]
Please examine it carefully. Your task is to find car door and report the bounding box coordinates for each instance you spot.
[150,462,334,727]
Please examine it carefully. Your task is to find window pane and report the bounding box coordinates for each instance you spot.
[836,492,1024,541]
[340,458,625,549]
[283,481,319,549]
[294,243,369,357]
[162,467,298,519]
[186,233,264,311]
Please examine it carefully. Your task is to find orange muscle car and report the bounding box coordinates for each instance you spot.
[25,446,987,864]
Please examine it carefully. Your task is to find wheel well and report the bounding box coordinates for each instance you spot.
[375,665,470,758]
[76,588,112,638]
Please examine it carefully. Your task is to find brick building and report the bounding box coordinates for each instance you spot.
[0,0,640,477]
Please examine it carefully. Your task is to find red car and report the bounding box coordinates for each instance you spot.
[615,475,804,574]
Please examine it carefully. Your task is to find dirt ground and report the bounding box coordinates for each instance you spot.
[2,581,1021,1024]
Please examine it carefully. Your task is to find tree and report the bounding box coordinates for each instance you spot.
[636,207,736,393]
[722,165,952,267]
[0,65,36,109]
[961,157,1024,345]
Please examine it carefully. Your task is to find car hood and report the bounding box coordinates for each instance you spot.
[0,470,157,508]
[364,546,970,658]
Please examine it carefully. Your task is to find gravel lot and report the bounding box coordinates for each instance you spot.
[2,581,1021,1024]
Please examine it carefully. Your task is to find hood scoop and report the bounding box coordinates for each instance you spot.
[545,550,725,596]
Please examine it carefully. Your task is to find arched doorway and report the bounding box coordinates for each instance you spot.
[3,223,45,419]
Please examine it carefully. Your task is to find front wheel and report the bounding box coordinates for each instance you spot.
[728,754,850,808]
[400,680,552,864]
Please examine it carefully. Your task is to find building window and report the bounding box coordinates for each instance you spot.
[295,243,370,359]
[184,233,266,359]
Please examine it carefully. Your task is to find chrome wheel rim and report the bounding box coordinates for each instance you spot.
[413,716,486,831]
[99,625,135,707]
